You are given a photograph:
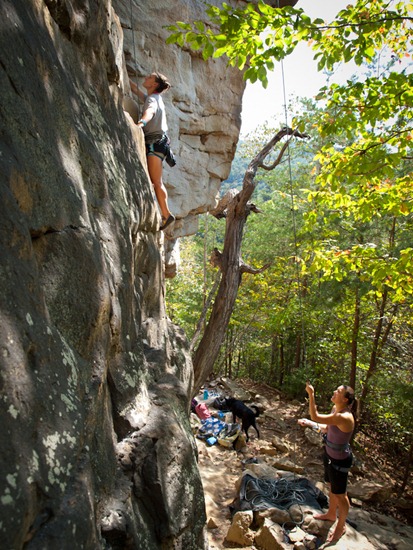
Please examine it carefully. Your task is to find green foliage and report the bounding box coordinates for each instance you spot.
[361,343,413,450]
[166,1,413,464]
[167,97,413,456]
[167,0,413,86]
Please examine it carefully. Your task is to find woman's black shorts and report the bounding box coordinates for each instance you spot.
[323,449,353,495]
[146,134,169,161]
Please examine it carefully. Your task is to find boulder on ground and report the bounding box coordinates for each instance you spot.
[234,432,248,451]
[225,510,254,546]
[254,518,290,549]
[348,479,393,502]
[348,508,413,550]
[287,525,307,543]
[255,394,271,409]
[264,411,287,432]
[259,443,279,457]
[207,517,219,529]
[255,507,291,526]
[247,462,280,479]
[272,435,291,453]
[268,457,305,474]
[304,428,322,446]
[220,378,250,401]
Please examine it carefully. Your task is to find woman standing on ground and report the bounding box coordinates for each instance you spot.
[130,72,175,231]
[298,381,357,543]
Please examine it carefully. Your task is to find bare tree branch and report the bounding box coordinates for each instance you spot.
[192,127,308,393]
[240,261,271,275]
[248,203,264,214]
[259,139,291,171]
[210,189,238,218]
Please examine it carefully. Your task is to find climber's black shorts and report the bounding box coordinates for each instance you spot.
[145,134,176,166]
[323,449,352,494]
[146,134,169,161]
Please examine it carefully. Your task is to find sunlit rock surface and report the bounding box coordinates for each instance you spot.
[0,0,208,548]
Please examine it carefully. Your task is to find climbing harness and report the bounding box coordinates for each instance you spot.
[322,433,351,453]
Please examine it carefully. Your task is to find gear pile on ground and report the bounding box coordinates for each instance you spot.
[192,377,413,550]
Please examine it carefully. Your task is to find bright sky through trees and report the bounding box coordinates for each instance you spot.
[241,0,357,135]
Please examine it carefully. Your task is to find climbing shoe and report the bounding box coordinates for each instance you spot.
[160,214,175,231]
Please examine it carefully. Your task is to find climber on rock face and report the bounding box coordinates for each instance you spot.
[129,72,175,231]
[298,381,358,543]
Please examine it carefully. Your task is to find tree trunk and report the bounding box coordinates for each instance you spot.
[294,333,301,372]
[359,290,397,418]
[227,328,233,379]
[235,349,241,378]
[192,127,308,393]
[398,436,413,495]
[359,290,387,419]
[279,336,285,386]
[271,334,278,381]
[359,218,398,418]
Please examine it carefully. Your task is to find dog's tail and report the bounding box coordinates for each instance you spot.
[251,405,260,418]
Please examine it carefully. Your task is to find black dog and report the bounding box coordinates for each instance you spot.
[224,397,260,442]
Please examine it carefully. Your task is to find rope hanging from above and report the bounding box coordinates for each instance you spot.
[127,0,142,119]
[277,39,308,375]
[129,0,137,74]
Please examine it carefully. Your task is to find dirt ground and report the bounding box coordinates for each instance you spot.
[195,378,413,549]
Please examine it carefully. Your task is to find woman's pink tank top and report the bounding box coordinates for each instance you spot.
[325,424,353,460]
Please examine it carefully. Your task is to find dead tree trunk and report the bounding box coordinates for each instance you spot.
[192,127,308,393]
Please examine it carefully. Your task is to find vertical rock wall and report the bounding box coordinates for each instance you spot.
[117,0,299,244]
[115,0,248,274]
[117,0,246,228]
[0,0,210,548]
[0,1,302,548]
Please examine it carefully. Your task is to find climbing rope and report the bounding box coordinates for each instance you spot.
[238,474,328,530]
[128,0,142,117]
[243,476,308,511]
[273,2,313,536]
[279,54,307,375]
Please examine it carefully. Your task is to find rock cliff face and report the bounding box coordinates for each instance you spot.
[116,0,248,276]
[0,0,299,547]
[0,0,233,548]
[117,0,299,275]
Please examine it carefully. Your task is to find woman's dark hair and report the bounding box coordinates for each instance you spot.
[343,385,358,419]
[154,72,171,93]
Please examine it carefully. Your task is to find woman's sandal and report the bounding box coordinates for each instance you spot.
[160,214,175,231]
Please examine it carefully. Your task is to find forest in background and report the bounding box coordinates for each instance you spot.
[166,0,413,493]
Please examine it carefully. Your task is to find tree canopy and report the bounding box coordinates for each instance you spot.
[167,0,413,348]
[166,0,413,484]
